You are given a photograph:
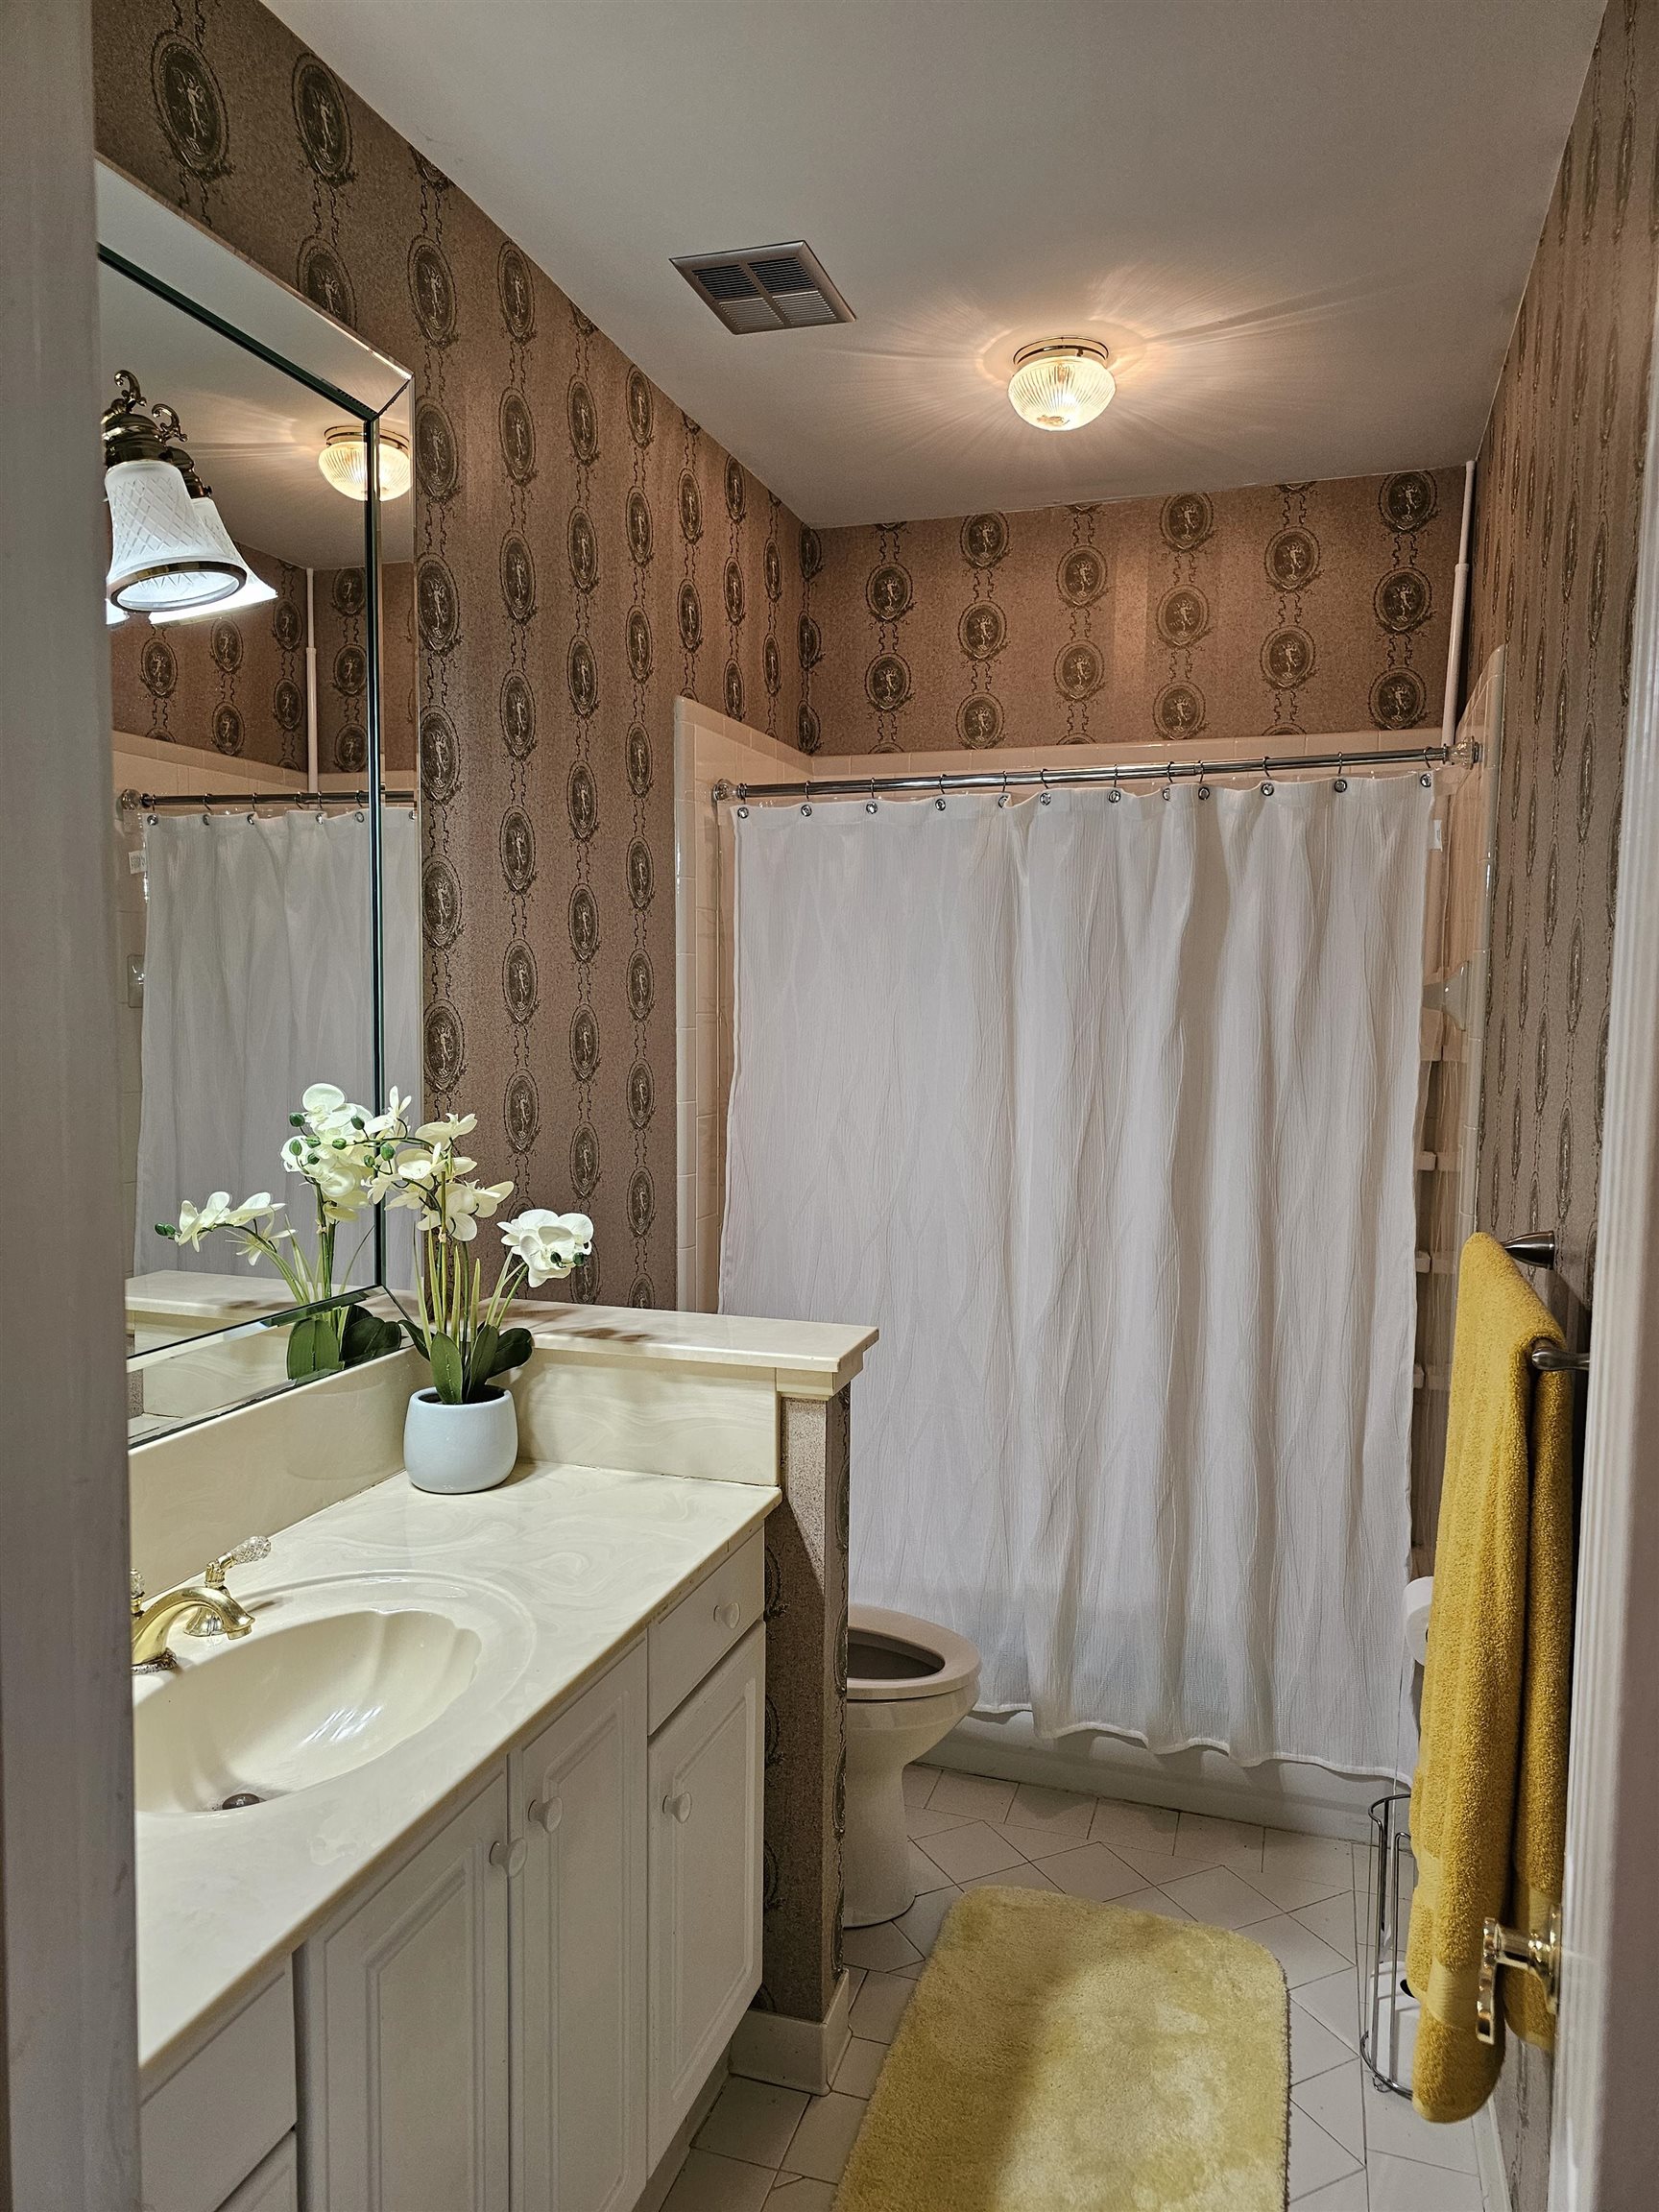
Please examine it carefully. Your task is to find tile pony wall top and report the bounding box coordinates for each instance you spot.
[94,0,809,1308]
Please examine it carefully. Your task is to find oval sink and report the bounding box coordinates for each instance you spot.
[133,1599,485,1815]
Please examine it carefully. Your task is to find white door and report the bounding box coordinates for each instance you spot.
[516,1644,648,2212]
[300,1772,513,2212]
[646,1626,764,2164]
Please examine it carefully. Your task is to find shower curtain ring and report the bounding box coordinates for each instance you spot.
[735,781,750,819]
[1261,755,1275,797]
[998,772,1010,809]
[1108,764,1121,803]
[1421,747,1434,789]
[935,774,948,811]
[1162,762,1176,802]
[1334,754,1349,794]
[801,779,813,816]
[866,778,878,814]
[1039,768,1051,805]
[1196,762,1212,802]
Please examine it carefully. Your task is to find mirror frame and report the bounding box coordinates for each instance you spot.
[100,162,414,1416]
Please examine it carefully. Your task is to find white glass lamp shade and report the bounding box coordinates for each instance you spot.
[160,565,277,623]
[318,424,413,502]
[106,599,128,627]
[1007,341,1116,432]
[105,459,246,613]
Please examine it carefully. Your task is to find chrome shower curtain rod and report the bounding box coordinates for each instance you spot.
[711,739,1460,806]
[119,785,416,813]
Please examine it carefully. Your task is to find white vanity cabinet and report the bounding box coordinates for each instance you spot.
[515,1644,649,2212]
[299,1774,513,2212]
[646,1626,765,2164]
[270,1531,766,2212]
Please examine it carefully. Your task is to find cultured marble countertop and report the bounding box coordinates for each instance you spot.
[135,1458,779,2087]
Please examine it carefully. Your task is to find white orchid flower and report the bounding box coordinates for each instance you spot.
[500,1208,594,1286]
[364,1088,412,1140]
[301,1083,347,1118]
[173,1190,276,1249]
[417,1113,478,1143]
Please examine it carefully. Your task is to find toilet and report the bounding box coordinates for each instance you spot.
[844,1604,981,1925]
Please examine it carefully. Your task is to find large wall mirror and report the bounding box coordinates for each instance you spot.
[100,166,419,1441]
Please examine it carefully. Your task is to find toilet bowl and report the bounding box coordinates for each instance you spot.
[844,1604,980,1926]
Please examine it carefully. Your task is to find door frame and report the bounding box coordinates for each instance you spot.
[1550,275,1659,2206]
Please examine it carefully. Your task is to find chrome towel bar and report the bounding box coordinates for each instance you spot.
[1501,1232,1591,1375]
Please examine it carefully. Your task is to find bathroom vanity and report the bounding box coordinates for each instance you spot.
[134,1459,775,2212]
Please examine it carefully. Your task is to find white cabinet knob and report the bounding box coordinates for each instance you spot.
[714,1599,742,1631]
[490,1837,527,1877]
[663,1791,694,1824]
[529,1795,563,1834]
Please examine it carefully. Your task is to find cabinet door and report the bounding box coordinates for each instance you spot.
[516,1644,648,2212]
[301,1773,512,2212]
[646,1625,764,2164]
[218,2134,298,2212]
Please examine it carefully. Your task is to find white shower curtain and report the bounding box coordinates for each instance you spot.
[720,775,1431,1774]
[134,807,421,1284]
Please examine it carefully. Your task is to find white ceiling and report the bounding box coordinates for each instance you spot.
[268,0,1601,527]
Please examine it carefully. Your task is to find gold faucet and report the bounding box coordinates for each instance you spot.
[130,1572,254,1672]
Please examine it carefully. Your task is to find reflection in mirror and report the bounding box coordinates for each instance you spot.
[101,242,419,1440]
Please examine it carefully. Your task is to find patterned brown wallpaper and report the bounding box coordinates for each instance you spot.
[312,562,416,777]
[108,546,307,768]
[94,0,806,1306]
[1465,2,1659,2202]
[801,472,1464,756]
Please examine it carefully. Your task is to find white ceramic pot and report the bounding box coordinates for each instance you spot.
[403,1386,518,1494]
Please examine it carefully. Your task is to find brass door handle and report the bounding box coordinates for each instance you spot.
[1477,1908,1561,2045]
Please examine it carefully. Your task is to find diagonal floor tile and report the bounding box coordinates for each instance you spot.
[1172,1813,1265,1869]
[987,1818,1093,1862]
[1290,2000,1355,2084]
[781,2092,868,2186]
[1160,1864,1281,1929]
[831,2037,887,2098]
[914,1819,1029,1884]
[1361,2077,1479,2172]
[904,1803,975,1841]
[925,1771,1018,1822]
[901,1765,938,1808]
[848,1970,914,2044]
[1116,1886,1194,1921]
[1288,2106,1361,2200]
[1365,2152,1484,2208]
[1087,1797,1181,1852]
[1244,1911,1354,1989]
[963,1861,1057,1895]
[1291,1890,1358,1963]
[841,1920,924,1974]
[1035,1840,1146,1903]
[893,1882,962,1957]
[766,2180,837,2211]
[662,2149,776,2212]
[908,1840,955,1894]
[1006,1781,1095,1839]
[1246,1833,1358,1912]
[1294,1968,1364,2053]
[695,2077,810,2169]
[1289,2176,1367,2210]
[1290,2058,1365,2160]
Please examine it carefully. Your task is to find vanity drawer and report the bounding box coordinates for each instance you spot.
[648,1532,764,1732]
[141,1964,296,2212]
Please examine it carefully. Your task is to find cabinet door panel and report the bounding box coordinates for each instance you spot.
[301,1774,511,2212]
[647,1626,764,2163]
[517,1645,648,2212]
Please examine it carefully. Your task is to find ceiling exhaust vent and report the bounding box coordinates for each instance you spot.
[671,242,854,335]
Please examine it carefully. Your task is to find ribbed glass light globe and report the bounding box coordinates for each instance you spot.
[1008,341,1115,432]
[319,425,413,501]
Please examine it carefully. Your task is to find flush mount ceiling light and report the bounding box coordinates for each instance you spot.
[102,371,247,613]
[318,424,413,502]
[1007,340,1116,432]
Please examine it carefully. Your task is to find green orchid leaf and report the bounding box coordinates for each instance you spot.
[491,1326,535,1379]
[469,1325,500,1397]
[286,1315,343,1380]
[428,1331,465,1404]
[399,1316,429,1359]
[342,1306,402,1366]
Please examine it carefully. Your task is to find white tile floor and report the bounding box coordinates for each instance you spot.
[664,1764,1492,2211]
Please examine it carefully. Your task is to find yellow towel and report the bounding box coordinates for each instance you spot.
[1406,1232,1575,2122]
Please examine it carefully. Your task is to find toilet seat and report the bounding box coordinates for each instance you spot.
[848,1604,980,1703]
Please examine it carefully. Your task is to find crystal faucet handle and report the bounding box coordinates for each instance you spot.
[204,1534,272,1583]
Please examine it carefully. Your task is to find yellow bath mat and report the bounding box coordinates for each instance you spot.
[834,1887,1289,2212]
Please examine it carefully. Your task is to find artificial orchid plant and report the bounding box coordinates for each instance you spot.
[159,1083,592,1397]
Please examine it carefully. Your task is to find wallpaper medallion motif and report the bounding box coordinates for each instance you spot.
[803,472,1464,755]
